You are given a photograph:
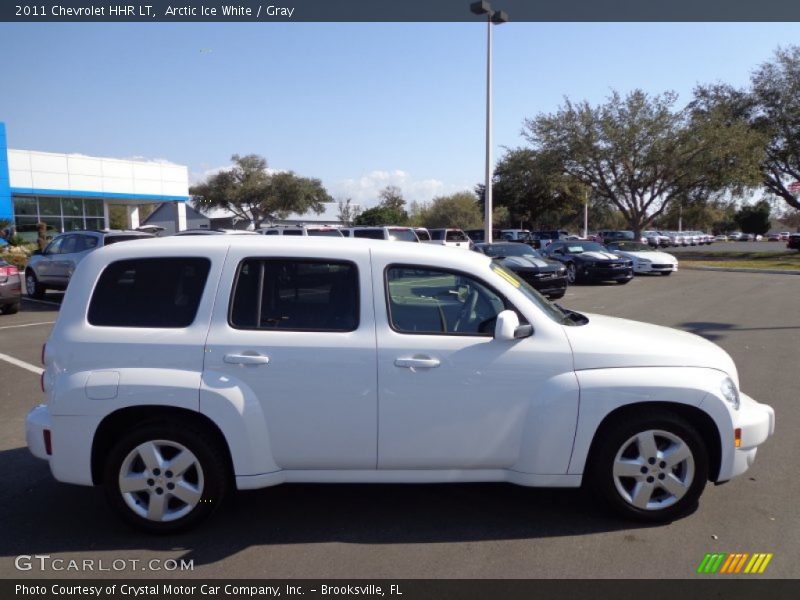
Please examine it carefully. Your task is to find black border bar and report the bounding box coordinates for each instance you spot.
[3,0,800,22]
[6,579,800,600]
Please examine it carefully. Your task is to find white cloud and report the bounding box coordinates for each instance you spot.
[329,170,467,208]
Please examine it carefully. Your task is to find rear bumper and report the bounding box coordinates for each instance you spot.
[0,278,22,302]
[26,404,52,460]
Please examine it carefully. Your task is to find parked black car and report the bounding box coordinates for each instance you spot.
[541,241,633,285]
[787,233,800,251]
[474,242,568,299]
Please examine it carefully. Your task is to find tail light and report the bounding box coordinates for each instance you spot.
[0,265,16,281]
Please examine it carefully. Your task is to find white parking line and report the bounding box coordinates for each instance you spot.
[0,352,43,375]
[0,321,55,330]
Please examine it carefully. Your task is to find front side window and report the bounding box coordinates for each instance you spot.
[230,259,359,332]
[386,267,506,335]
[88,258,210,328]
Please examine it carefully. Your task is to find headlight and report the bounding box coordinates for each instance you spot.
[720,377,740,410]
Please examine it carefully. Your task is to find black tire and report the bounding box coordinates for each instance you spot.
[1,302,20,315]
[104,421,230,533]
[586,411,708,523]
[660,271,672,276]
[565,262,577,284]
[548,291,566,300]
[616,278,632,285]
[25,270,44,299]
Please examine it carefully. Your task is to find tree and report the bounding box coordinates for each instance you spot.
[190,154,331,229]
[353,185,409,226]
[417,192,483,229]
[751,47,800,211]
[482,148,584,230]
[337,198,361,226]
[734,200,772,235]
[523,90,765,237]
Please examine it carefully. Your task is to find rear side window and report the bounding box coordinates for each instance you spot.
[388,228,418,242]
[88,258,210,328]
[282,230,303,236]
[353,229,384,240]
[430,230,444,240]
[104,235,150,245]
[415,230,431,241]
[230,259,359,332]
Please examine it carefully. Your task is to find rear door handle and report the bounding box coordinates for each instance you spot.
[224,353,270,365]
[394,356,440,369]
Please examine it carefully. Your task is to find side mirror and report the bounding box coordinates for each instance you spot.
[494,310,533,341]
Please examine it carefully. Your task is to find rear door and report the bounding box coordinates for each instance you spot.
[203,245,378,469]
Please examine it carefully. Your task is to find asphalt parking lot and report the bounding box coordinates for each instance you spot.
[0,269,797,579]
[669,241,793,254]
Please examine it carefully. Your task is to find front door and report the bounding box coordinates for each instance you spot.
[203,247,378,470]
[373,261,573,470]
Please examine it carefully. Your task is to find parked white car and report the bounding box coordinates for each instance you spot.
[258,225,343,237]
[605,241,679,276]
[427,228,471,248]
[27,237,774,531]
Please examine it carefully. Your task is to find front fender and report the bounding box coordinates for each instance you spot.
[568,367,730,475]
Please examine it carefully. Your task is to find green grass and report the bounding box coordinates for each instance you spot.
[681,251,800,271]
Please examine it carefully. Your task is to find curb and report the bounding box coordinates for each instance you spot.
[681,265,800,275]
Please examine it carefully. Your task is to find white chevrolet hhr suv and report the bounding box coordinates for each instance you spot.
[26,237,774,532]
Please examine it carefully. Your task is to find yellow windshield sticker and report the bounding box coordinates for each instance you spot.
[492,265,521,288]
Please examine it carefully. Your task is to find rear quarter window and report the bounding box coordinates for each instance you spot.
[88,258,210,328]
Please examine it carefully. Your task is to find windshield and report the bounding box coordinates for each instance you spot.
[609,241,649,251]
[483,243,542,259]
[490,263,583,326]
[562,242,607,253]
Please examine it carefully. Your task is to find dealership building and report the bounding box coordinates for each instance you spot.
[0,122,190,240]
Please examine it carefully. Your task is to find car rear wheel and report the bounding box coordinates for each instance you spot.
[587,411,708,522]
[25,271,44,299]
[104,422,229,533]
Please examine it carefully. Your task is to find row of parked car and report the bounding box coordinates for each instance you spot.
[15,223,799,309]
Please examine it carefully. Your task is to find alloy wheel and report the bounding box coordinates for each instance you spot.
[118,439,205,522]
[612,429,695,511]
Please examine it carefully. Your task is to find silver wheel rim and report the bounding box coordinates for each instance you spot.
[566,264,576,283]
[612,429,695,511]
[26,274,36,295]
[118,439,204,522]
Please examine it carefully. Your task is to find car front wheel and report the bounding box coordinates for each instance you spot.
[104,422,229,533]
[587,412,708,522]
[565,262,577,284]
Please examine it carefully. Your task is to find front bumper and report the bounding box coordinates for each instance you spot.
[582,265,633,282]
[719,392,775,482]
[634,262,678,274]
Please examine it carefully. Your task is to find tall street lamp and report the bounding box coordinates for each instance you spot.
[470,1,507,245]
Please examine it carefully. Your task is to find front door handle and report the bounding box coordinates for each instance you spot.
[224,353,270,365]
[394,356,440,369]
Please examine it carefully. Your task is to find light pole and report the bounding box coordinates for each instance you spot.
[470,1,507,245]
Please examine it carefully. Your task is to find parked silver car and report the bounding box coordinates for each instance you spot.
[25,230,153,298]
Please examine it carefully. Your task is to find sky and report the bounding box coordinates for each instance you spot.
[1,22,799,208]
